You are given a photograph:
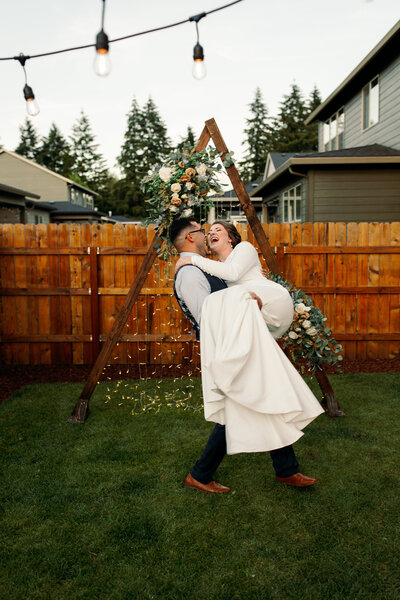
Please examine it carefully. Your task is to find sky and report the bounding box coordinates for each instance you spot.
[1,0,399,176]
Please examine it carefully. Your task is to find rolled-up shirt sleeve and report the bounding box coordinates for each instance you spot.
[175,265,211,325]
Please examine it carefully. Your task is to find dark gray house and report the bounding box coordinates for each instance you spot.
[252,20,400,223]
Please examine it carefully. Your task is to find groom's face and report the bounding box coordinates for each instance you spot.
[189,221,207,257]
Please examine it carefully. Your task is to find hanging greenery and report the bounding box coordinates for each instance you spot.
[268,272,343,372]
[141,147,225,258]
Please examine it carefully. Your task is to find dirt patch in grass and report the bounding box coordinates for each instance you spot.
[1,358,399,405]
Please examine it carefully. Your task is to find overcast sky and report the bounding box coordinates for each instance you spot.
[1,0,399,174]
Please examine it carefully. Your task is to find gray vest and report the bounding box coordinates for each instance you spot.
[173,265,227,340]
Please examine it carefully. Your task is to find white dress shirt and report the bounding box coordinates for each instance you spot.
[174,252,212,326]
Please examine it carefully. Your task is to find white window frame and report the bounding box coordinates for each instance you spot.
[362,75,379,131]
[281,184,302,223]
[323,107,344,151]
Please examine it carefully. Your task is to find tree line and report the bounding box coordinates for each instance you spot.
[12,83,321,218]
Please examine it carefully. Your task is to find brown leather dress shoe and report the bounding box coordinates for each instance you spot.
[184,473,231,494]
[276,472,318,487]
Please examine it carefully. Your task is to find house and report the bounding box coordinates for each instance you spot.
[0,183,56,224]
[252,20,400,223]
[0,150,98,209]
[209,178,264,223]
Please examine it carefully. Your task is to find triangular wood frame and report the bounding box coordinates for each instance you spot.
[69,118,344,423]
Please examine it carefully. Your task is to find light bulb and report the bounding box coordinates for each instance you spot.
[26,98,40,116]
[192,59,206,80]
[94,29,111,76]
[23,84,40,116]
[94,50,111,76]
[192,42,206,80]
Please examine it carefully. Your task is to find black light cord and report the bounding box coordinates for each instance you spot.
[0,0,244,62]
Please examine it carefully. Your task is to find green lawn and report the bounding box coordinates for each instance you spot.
[1,373,399,600]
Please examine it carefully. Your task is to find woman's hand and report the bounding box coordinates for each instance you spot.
[174,256,192,274]
[248,291,263,311]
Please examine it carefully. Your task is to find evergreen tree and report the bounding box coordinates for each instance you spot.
[69,111,108,191]
[239,88,273,183]
[272,83,321,153]
[304,85,322,151]
[15,118,40,161]
[36,123,74,176]
[118,97,171,218]
[176,126,196,152]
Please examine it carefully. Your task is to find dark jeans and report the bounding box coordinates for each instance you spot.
[190,424,299,484]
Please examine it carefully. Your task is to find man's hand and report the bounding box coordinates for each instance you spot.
[248,291,263,311]
[175,256,192,274]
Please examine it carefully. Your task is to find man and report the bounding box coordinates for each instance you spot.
[169,217,317,493]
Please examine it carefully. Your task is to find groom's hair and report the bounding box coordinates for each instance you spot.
[169,218,195,246]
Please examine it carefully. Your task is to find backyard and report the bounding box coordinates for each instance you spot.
[1,372,400,600]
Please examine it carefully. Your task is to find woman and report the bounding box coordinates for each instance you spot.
[175,221,324,455]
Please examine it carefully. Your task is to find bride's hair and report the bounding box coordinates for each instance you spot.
[211,221,241,248]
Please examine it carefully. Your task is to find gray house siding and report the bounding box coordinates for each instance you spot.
[0,153,68,204]
[308,168,400,222]
[319,56,400,152]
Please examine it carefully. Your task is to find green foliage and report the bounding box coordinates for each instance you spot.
[268,272,343,372]
[239,87,274,183]
[176,126,196,153]
[141,147,224,258]
[36,122,74,177]
[118,97,172,218]
[69,111,109,192]
[14,117,40,161]
[272,83,321,153]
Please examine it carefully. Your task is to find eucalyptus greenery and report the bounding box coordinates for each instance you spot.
[268,272,343,372]
[141,147,225,259]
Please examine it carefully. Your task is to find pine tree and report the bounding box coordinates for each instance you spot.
[272,83,321,153]
[240,88,273,183]
[118,97,171,218]
[69,111,108,191]
[15,118,40,161]
[140,97,172,172]
[304,85,322,151]
[36,123,74,176]
[176,126,196,152]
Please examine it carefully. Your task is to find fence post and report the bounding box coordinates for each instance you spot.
[89,247,100,363]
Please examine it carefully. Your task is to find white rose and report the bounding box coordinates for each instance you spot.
[295,303,306,314]
[170,182,181,193]
[159,166,173,182]
[196,163,208,177]
[187,199,195,207]
[182,209,193,217]
[302,320,311,329]
[307,327,318,336]
[170,205,178,213]
[295,327,301,332]
[185,182,194,190]
[288,331,299,340]
[304,306,311,312]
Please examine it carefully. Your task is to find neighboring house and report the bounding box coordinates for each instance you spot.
[38,202,105,224]
[209,178,264,223]
[252,20,400,223]
[0,150,98,208]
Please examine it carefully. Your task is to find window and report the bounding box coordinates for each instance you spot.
[282,184,302,223]
[35,215,44,224]
[362,76,379,130]
[323,107,344,151]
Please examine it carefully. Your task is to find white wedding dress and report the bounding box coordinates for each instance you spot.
[191,242,324,455]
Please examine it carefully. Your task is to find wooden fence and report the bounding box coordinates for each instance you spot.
[0,222,399,365]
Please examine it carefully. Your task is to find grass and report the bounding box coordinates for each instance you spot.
[1,373,400,600]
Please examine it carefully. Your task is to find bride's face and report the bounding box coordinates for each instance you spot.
[207,223,232,254]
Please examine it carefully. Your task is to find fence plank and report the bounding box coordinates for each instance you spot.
[1,223,399,365]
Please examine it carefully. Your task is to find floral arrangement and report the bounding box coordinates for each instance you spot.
[141,147,225,258]
[268,272,343,372]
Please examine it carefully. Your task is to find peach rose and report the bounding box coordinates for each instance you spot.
[185,167,196,178]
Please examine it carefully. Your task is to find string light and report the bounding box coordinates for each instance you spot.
[16,54,40,116]
[94,0,111,76]
[190,13,206,80]
[2,1,243,110]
